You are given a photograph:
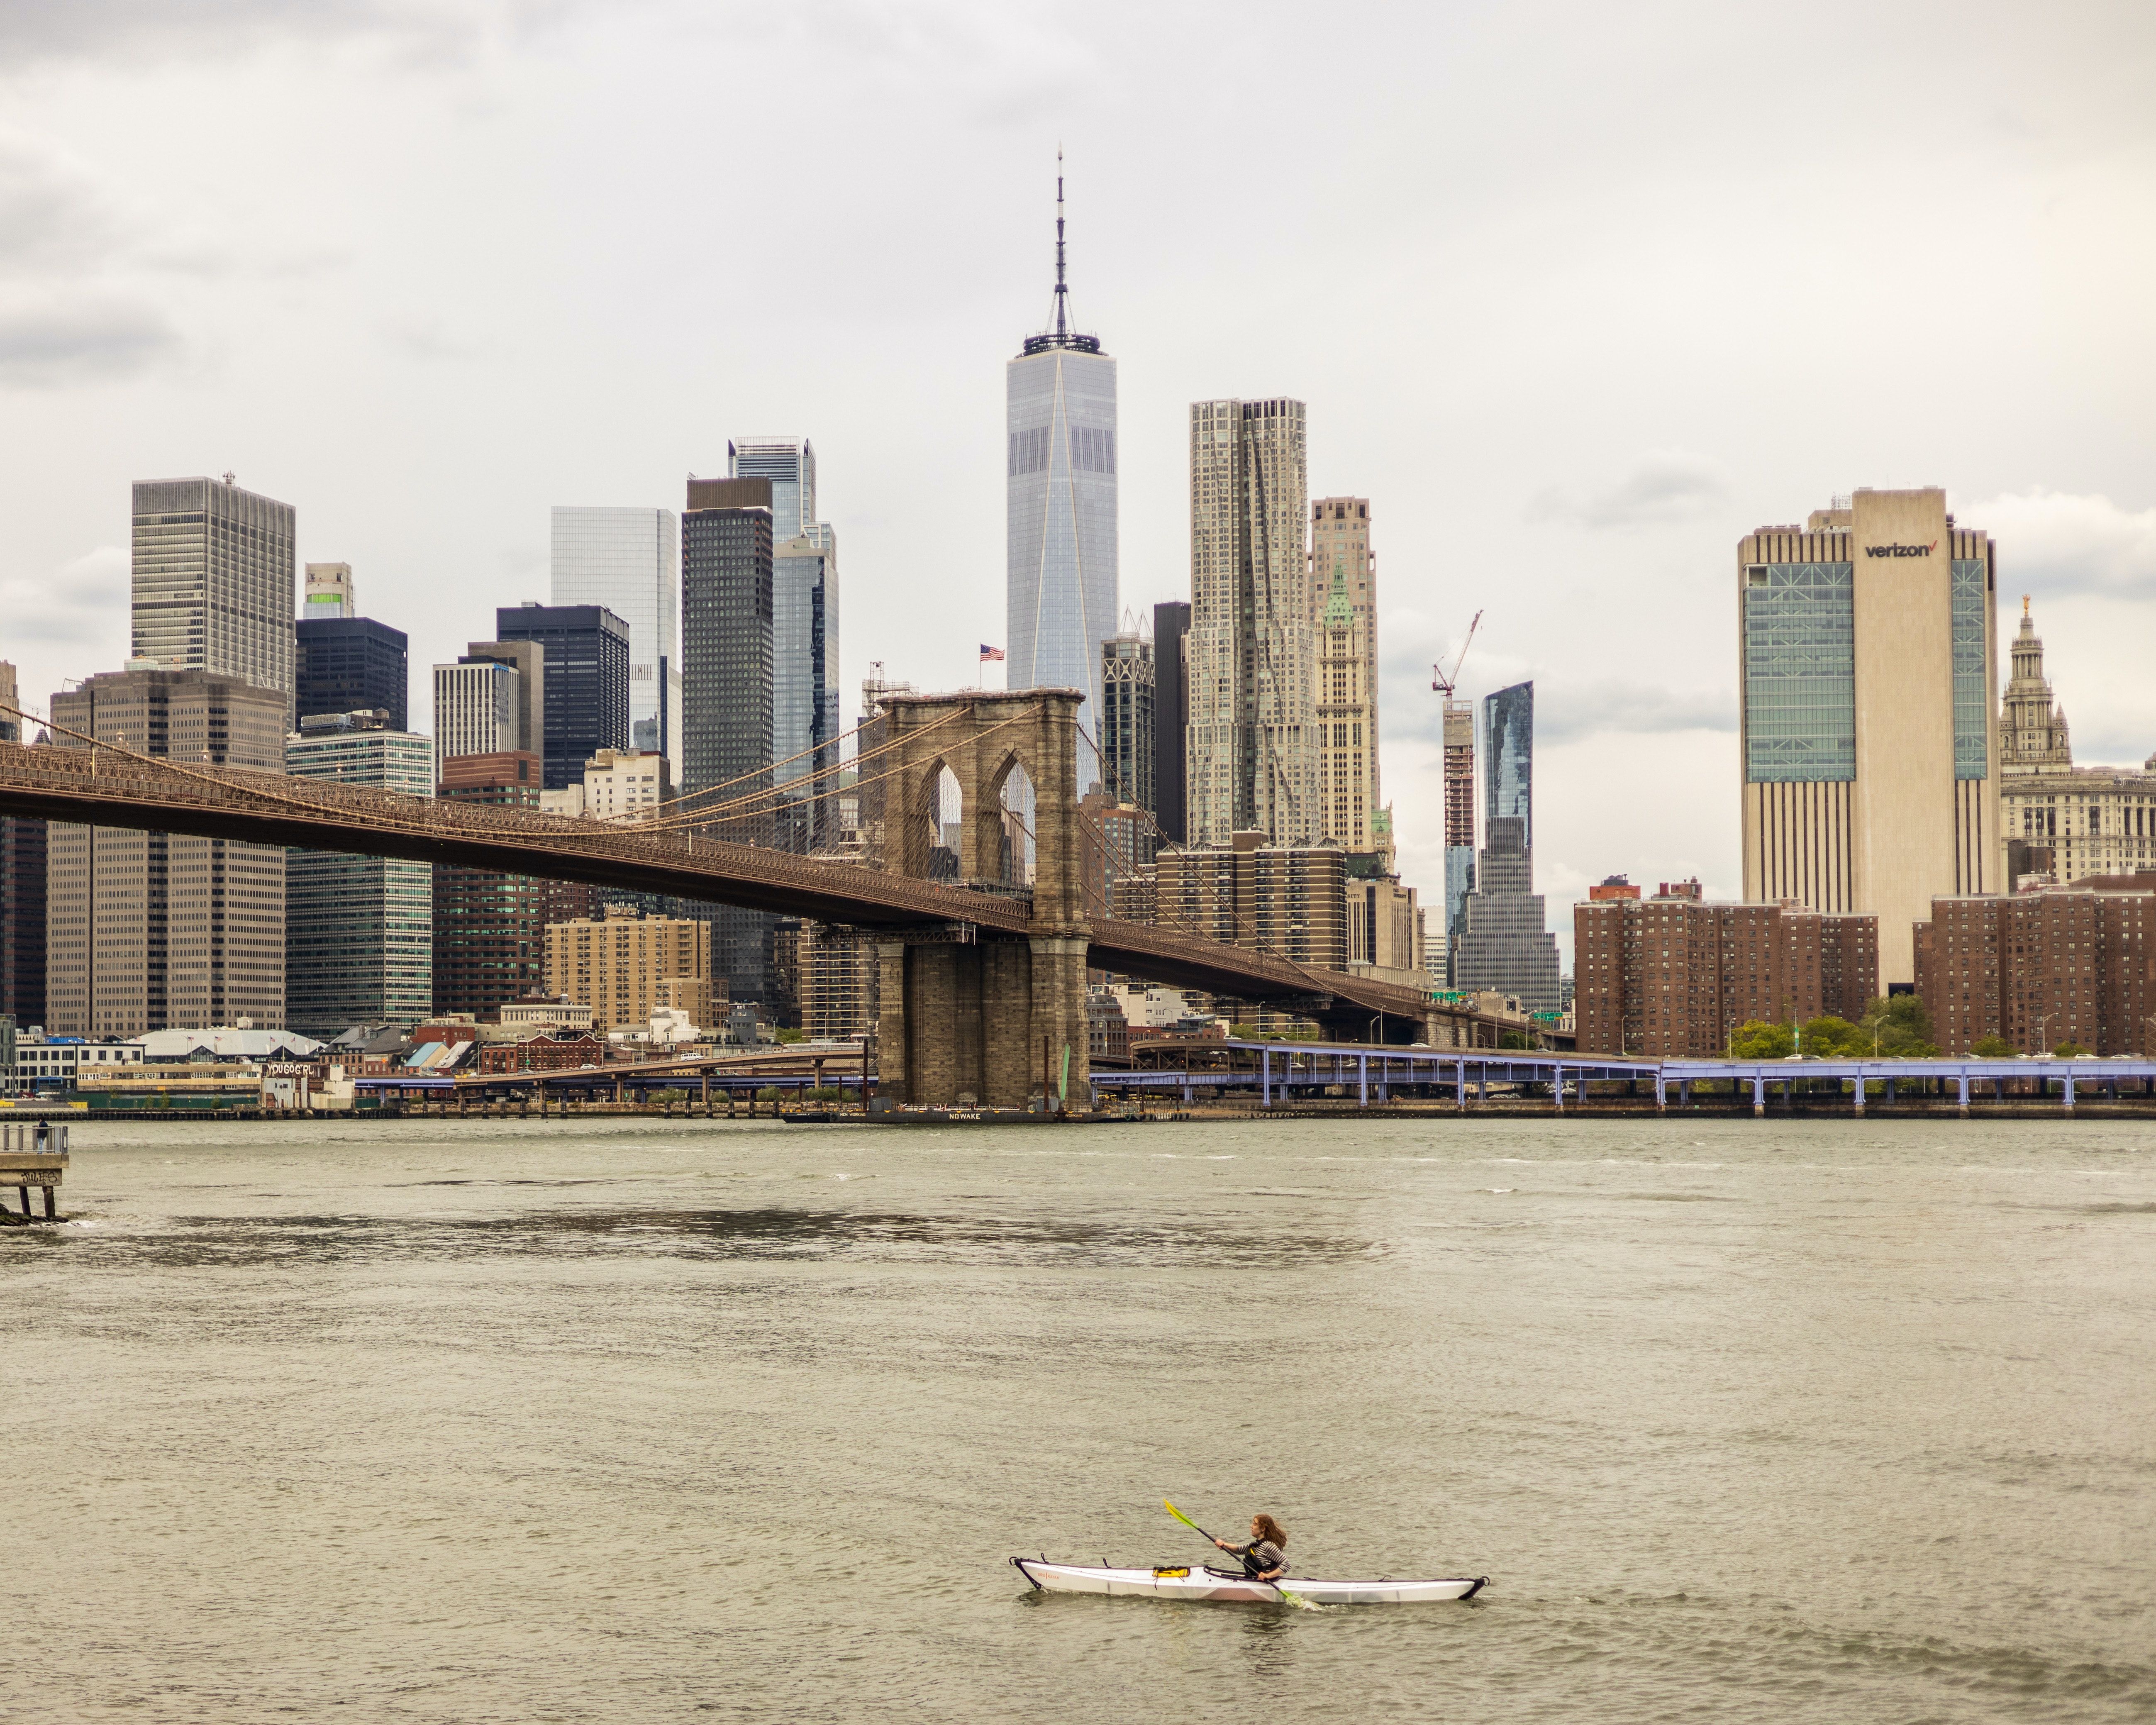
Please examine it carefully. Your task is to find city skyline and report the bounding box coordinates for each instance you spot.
[2,7,2153,969]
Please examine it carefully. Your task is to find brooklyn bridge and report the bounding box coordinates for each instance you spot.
[0,690,1498,1107]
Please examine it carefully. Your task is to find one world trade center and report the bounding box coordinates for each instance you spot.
[1007,160,1117,784]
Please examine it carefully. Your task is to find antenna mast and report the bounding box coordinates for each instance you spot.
[1053,148,1068,339]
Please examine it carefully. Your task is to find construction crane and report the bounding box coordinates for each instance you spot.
[1432,610,1483,698]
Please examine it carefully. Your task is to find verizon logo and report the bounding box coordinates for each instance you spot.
[1864,541,1939,559]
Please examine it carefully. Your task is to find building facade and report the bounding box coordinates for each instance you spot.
[130,476,296,717]
[682,477,777,1006]
[1310,497,1380,854]
[1996,601,2156,887]
[1099,618,1155,815]
[0,813,45,1032]
[1574,893,1879,1056]
[550,506,682,781]
[1915,884,2156,1055]
[46,669,288,1035]
[539,748,668,823]
[431,657,525,781]
[1449,682,1560,1011]
[303,562,354,620]
[1442,694,1476,985]
[493,603,632,794]
[297,616,409,731]
[284,715,434,1037]
[1115,831,1349,971]
[1187,398,1312,845]
[432,752,544,1018]
[543,908,711,1032]
[1739,487,2001,986]
[1152,600,1190,844]
[1007,178,1118,754]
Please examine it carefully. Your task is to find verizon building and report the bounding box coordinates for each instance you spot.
[1739,486,2000,986]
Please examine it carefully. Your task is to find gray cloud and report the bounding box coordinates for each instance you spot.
[0,547,128,654]
[0,0,608,71]
[0,296,179,385]
[1969,489,2156,598]
[1529,450,1729,531]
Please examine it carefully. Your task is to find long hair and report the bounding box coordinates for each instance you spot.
[1252,1513,1288,1547]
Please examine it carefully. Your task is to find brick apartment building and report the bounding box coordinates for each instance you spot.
[1574,892,1878,1056]
[1914,877,2156,1054]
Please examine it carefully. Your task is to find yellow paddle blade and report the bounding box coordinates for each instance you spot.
[1163,1499,1203,1533]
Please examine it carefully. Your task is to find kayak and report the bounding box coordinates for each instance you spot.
[1011,1558,1487,1605]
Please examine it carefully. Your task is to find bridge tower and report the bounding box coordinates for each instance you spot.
[868,690,1091,1110]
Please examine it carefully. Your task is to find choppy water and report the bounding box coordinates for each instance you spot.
[5,1115,2154,1722]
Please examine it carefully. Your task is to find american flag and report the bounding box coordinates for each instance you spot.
[979,644,1005,662]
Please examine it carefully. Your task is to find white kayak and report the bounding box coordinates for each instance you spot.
[1012,1558,1487,1605]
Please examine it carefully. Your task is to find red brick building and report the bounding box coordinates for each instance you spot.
[1574,893,1877,1056]
[1914,883,2156,1054]
[476,1032,613,1074]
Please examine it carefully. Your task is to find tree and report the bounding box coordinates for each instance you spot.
[774,1026,805,1044]
[2054,1040,2092,1058]
[1861,995,1939,1059]
[1729,1020,1795,1059]
[1799,1015,1868,1058]
[1969,1034,2017,1059]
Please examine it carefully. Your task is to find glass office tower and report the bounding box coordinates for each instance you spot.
[493,603,632,793]
[551,507,681,784]
[285,717,434,1037]
[681,478,776,1008]
[729,439,839,854]
[1451,681,1561,1011]
[1007,169,1117,760]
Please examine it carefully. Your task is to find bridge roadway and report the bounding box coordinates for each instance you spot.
[0,741,1459,1036]
[1094,1040,2156,1112]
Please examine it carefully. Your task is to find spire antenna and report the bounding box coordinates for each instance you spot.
[1020,149,1101,356]
[1054,147,1068,338]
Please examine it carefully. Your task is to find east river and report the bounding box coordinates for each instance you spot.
[4,1115,2154,1722]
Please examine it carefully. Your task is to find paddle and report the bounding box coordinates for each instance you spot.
[1162,1500,1317,1610]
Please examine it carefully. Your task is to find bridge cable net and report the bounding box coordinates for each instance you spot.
[0,695,1046,869]
[1065,720,1355,1014]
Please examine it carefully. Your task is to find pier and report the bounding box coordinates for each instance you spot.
[0,1119,69,1220]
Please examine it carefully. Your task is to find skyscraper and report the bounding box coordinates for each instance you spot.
[432,752,544,1017]
[1152,600,1190,845]
[295,567,407,730]
[1311,497,1380,854]
[131,476,296,717]
[431,654,527,784]
[493,603,632,793]
[682,476,776,1005]
[1442,691,1476,986]
[1099,616,1155,816]
[285,713,434,1037]
[46,669,288,1034]
[729,438,818,542]
[303,562,354,620]
[1186,397,1312,845]
[729,442,840,854]
[551,507,682,782]
[1451,681,1561,1012]
[1007,165,1117,756]
[1739,487,2000,985]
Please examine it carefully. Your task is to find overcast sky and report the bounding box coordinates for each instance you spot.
[3,0,2153,962]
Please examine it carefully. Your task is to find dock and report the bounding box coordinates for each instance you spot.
[0,1120,68,1221]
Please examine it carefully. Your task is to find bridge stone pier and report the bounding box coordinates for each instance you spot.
[868,690,1091,1110]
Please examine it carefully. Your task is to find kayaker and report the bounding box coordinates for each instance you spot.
[1215,1513,1288,1581]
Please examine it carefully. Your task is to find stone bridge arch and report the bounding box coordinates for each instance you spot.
[868,690,1090,1110]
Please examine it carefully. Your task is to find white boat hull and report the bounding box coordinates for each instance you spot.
[1011,1559,1487,1605]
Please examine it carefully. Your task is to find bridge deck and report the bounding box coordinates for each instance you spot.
[0,742,1451,1024]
